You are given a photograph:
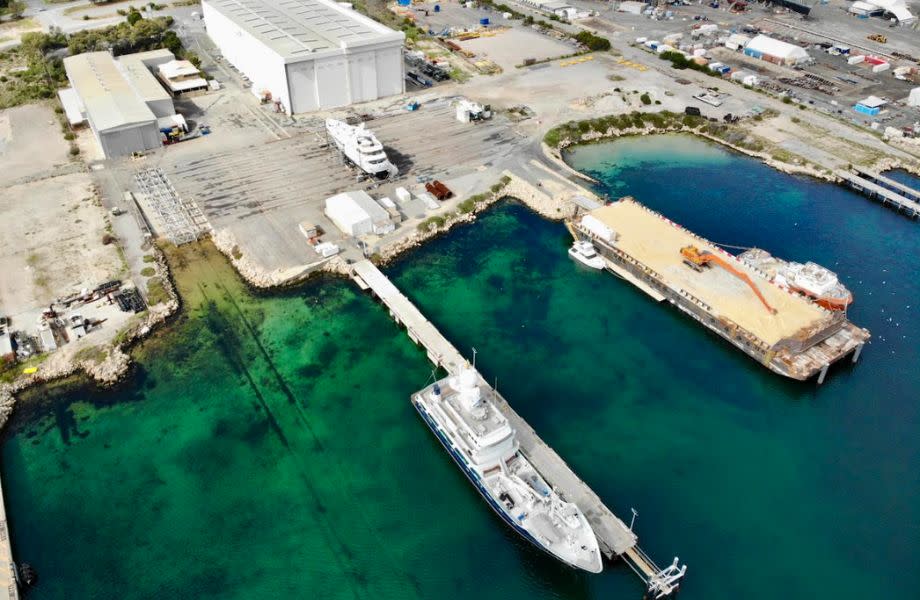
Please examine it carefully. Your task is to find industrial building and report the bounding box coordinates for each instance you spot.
[62,50,182,158]
[724,33,751,51]
[742,35,810,66]
[325,191,395,237]
[516,0,578,19]
[202,0,405,114]
[156,59,209,95]
[854,96,887,116]
[859,0,915,22]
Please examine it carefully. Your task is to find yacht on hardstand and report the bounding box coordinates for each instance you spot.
[738,248,853,311]
[412,365,603,573]
[325,118,398,180]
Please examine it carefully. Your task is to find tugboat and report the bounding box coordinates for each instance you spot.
[568,240,605,270]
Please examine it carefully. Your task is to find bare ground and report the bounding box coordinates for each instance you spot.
[0,172,125,318]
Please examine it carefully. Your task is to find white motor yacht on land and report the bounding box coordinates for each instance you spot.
[325,118,398,180]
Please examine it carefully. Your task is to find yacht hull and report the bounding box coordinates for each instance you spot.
[413,397,601,573]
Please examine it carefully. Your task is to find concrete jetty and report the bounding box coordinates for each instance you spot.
[0,475,20,600]
[352,259,686,598]
[835,168,920,218]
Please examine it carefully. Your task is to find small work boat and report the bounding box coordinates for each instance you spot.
[568,241,605,270]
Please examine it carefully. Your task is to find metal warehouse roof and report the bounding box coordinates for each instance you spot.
[118,50,174,106]
[857,95,887,108]
[63,52,156,132]
[204,0,404,60]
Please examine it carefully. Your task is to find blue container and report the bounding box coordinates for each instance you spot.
[397,0,411,6]
[479,17,490,25]
[434,4,440,11]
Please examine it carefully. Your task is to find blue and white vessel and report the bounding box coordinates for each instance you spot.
[412,365,603,573]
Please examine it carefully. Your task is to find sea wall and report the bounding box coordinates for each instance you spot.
[208,172,579,286]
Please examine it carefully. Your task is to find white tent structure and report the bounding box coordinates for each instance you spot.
[325,191,394,237]
[909,87,920,108]
[743,35,810,65]
[862,0,915,22]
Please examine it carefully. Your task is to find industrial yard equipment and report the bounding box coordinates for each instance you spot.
[426,180,453,200]
[680,245,777,314]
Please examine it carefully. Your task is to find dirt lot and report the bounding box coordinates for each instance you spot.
[0,104,125,320]
[0,104,72,185]
[457,27,578,71]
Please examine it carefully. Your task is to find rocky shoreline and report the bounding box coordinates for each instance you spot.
[208,170,582,290]
[0,247,180,429]
[6,122,909,427]
[552,123,837,182]
[550,121,920,187]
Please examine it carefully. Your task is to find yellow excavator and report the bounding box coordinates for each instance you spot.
[680,245,778,315]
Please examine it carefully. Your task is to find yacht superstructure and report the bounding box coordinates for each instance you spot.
[568,240,605,269]
[325,118,398,180]
[738,248,853,310]
[413,365,603,573]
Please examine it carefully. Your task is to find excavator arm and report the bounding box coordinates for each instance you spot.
[680,246,778,314]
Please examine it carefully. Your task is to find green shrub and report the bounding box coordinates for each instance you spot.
[140,266,156,277]
[640,93,651,105]
[146,277,169,305]
[573,31,610,51]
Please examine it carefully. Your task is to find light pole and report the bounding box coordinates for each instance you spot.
[471,346,477,369]
[629,508,638,532]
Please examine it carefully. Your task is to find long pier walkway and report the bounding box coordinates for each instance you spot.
[352,260,686,598]
[853,167,920,204]
[835,168,920,218]
[0,475,20,600]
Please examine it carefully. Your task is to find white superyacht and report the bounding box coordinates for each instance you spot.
[413,365,603,573]
[325,118,398,180]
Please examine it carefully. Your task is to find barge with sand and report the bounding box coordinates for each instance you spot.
[568,198,870,383]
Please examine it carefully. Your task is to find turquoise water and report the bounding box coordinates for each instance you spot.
[3,135,918,600]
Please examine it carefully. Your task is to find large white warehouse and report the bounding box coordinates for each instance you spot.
[202,0,405,114]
